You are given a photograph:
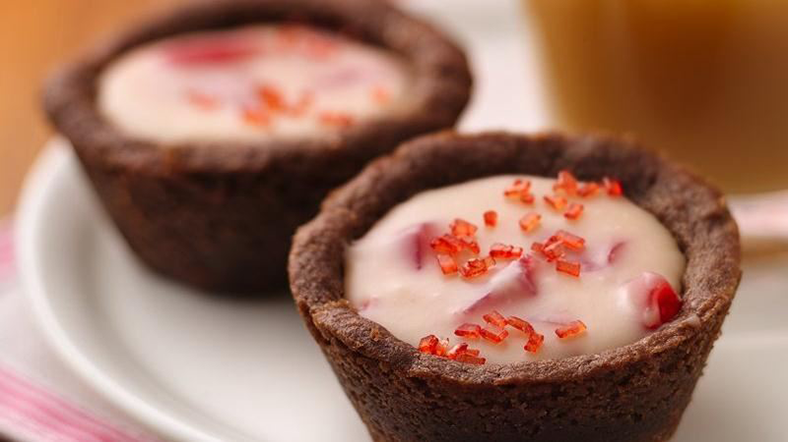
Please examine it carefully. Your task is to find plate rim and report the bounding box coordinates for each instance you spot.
[16,139,220,442]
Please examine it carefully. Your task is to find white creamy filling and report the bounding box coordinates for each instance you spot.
[97,25,412,143]
[345,175,686,364]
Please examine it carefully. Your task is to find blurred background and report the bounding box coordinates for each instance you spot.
[0,0,185,217]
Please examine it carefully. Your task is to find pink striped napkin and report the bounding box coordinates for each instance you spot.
[0,220,159,442]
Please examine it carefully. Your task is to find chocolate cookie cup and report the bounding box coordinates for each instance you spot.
[289,132,741,441]
[43,0,471,293]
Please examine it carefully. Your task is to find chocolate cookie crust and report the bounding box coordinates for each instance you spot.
[290,132,741,441]
[43,0,471,293]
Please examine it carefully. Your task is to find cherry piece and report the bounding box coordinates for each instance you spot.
[622,272,683,329]
[166,36,258,66]
[555,320,587,339]
[483,310,508,328]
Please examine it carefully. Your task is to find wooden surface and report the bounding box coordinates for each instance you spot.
[0,0,184,217]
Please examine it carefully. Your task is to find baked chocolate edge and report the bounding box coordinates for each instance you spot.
[289,131,741,441]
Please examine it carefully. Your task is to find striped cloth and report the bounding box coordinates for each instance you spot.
[0,220,158,442]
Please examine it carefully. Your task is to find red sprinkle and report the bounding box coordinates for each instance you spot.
[483,210,498,227]
[242,106,271,126]
[459,256,496,279]
[489,243,524,260]
[555,320,588,339]
[507,316,535,335]
[480,326,509,344]
[436,254,458,275]
[577,182,600,198]
[257,85,286,111]
[541,239,566,261]
[418,335,439,354]
[520,190,535,204]
[458,237,481,255]
[454,323,482,339]
[524,332,545,353]
[544,195,568,211]
[450,218,478,238]
[187,91,219,110]
[519,213,541,233]
[455,352,486,365]
[603,177,623,197]
[370,86,390,105]
[555,230,586,251]
[483,310,508,328]
[553,170,578,195]
[318,112,354,128]
[435,338,450,356]
[504,179,531,197]
[430,234,464,255]
[556,259,581,277]
[446,342,469,359]
[564,203,584,220]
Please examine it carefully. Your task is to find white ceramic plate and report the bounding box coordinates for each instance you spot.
[16,1,788,440]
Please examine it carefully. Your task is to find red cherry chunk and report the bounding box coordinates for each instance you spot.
[555,320,587,339]
[524,332,545,353]
[480,326,509,344]
[436,254,458,275]
[489,243,523,260]
[482,310,508,328]
[454,323,482,339]
[451,218,478,238]
[483,210,498,227]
